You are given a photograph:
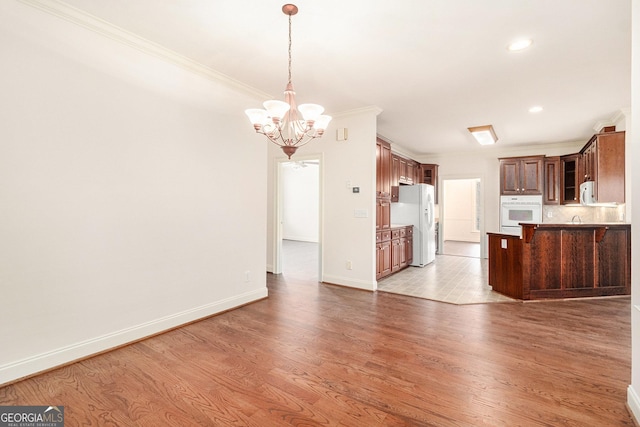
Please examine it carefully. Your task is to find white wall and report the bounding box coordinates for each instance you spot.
[282,162,319,242]
[628,0,640,421]
[443,179,481,243]
[0,1,267,384]
[267,108,380,290]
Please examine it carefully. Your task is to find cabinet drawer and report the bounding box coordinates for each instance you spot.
[381,230,392,242]
[405,226,413,236]
[399,228,407,237]
[391,229,401,239]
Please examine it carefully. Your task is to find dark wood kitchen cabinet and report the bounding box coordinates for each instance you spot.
[499,156,544,195]
[376,230,392,280]
[377,226,412,280]
[579,130,625,204]
[376,199,391,230]
[560,154,581,204]
[543,156,560,205]
[376,138,392,200]
[418,163,439,203]
[488,224,631,300]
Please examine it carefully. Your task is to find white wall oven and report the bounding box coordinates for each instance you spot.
[500,195,543,236]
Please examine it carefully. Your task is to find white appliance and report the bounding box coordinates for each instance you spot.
[499,195,543,236]
[580,181,596,205]
[390,184,436,267]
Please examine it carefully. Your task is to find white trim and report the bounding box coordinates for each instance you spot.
[627,385,640,424]
[17,0,272,101]
[324,274,376,291]
[0,288,267,386]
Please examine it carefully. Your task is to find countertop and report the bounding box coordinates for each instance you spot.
[523,222,629,228]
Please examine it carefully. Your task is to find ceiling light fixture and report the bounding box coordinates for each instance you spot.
[245,4,331,159]
[468,125,498,145]
[508,38,533,51]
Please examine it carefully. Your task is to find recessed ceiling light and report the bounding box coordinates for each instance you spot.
[508,39,533,51]
[529,106,543,113]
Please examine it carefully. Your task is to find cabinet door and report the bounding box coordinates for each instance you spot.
[406,161,416,185]
[500,157,543,195]
[520,157,543,194]
[380,241,392,278]
[380,143,392,198]
[376,138,392,199]
[391,155,401,188]
[594,132,625,204]
[399,237,407,268]
[377,200,391,230]
[543,157,560,205]
[376,142,382,198]
[419,164,439,203]
[391,238,401,272]
[406,235,413,265]
[499,159,521,195]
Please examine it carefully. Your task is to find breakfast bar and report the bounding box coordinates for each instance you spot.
[488,223,631,300]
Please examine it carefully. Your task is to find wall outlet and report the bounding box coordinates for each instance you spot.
[244,271,251,282]
[346,260,353,270]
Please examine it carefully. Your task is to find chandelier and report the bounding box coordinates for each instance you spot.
[245,4,331,159]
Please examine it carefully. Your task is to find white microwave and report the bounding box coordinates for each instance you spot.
[500,195,543,236]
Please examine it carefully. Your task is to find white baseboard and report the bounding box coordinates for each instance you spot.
[0,288,268,385]
[628,385,640,424]
[322,274,375,291]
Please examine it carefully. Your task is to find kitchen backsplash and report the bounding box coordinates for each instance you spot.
[543,204,626,224]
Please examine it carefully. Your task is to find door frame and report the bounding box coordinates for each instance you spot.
[439,174,486,259]
[273,153,324,279]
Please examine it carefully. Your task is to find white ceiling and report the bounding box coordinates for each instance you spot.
[58,0,631,155]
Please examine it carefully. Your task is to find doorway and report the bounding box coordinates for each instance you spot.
[440,177,483,258]
[274,155,322,280]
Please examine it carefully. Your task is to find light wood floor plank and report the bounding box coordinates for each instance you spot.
[0,273,634,426]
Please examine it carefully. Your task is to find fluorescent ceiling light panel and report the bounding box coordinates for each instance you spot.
[468,125,498,145]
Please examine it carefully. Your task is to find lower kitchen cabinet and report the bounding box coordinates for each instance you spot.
[488,223,630,300]
[377,225,413,280]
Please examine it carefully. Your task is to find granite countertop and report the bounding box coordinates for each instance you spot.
[525,222,629,228]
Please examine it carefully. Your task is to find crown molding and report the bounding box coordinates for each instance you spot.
[17,0,272,100]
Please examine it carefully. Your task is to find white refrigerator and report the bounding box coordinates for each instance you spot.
[390,184,436,267]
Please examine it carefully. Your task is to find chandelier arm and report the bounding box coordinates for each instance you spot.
[245,4,331,159]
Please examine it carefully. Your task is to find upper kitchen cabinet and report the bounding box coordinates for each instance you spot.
[499,156,544,195]
[376,138,392,200]
[418,163,439,203]
[560,154,581,204]
[579,130,625,204]
[391,153,420,201]
[543,156,560,205]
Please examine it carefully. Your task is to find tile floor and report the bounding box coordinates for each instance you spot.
[281,239,516,305]
[376,254,516,305]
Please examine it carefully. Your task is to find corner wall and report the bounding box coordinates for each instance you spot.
[267,108,380,290]
[0,1,267,384]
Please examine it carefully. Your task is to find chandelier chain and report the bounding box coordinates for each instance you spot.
[287,13,292,84]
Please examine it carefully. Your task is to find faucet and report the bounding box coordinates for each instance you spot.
[571,215,582,224]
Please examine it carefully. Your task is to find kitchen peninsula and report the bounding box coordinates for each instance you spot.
[488,223,630,300]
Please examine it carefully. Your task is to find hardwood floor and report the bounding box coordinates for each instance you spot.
[0,274,633,426]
